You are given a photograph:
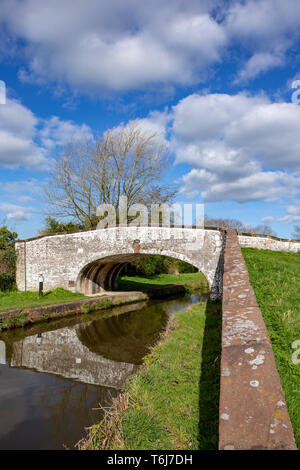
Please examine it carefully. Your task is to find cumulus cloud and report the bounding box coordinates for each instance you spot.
[39,115,93,149]
[225,0,300,53]
[6,210,32,221]
[0,203,34,221]
[2,178,42,195]
[287,204,300,215]
[262,216,275,223]
[169,92,300,202]
[124,110,170,147]
[278,203,300,222]
[0,0,227,93]
[0,179,44,214]
[236,52,285,83]
[0,98,48,168]
[226,0,300,81]
[200,171,298,203]
[277,214,300,223]
[0,98,93,169]
[1,1,300,92]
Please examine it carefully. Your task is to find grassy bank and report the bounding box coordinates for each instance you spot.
[242,248,300,448]
[0,288,86,312]
[78,298,221,450]
[0,273,206,313]
[118,272,208,292]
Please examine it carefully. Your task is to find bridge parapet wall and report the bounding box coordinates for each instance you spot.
[238,234,300,252]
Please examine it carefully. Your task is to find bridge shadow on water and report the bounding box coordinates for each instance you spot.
[198,299,222,450]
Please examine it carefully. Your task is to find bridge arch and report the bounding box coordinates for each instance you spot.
[76,251,203,295]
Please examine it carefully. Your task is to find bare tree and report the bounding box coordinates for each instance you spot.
[205,217,245,231]
[44,124,176,228]
[292,225,300,239]
[205,216,276,236]
[246,224,277,237]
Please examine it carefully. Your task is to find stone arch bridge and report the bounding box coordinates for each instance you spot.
[16,227,225,299]
[15,226,300,300]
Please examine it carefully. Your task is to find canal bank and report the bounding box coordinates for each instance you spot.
[0,284,193,332]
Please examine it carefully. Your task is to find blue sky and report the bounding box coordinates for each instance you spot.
[1,0,300,239]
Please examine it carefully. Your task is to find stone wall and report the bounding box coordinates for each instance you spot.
[238,234,300,252]
[219,229,296,450]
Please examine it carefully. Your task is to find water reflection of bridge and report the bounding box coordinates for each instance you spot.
[7,300,168,389]
[0,340,5,364]
[10,327,137,389]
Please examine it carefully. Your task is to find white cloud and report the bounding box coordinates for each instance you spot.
[124,110,170,146]
[170,92,300,202]
[225,0,300,80]
[262,216,274,223]
[282,204,300,222]
[6,210,32,221]
[2,179,42,195]
[0,203,34,221]
[39,116,92,149]
[288,206,300,215]
[1,1,300,92]
[0,98,48,169]
[236,52,285,83]
[277,214,300,223]
[226,0,300,48]
[0,1,227,92]
[0,98,93,169]
[200,171,297,203]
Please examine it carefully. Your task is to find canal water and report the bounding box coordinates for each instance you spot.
[0,294,202,450]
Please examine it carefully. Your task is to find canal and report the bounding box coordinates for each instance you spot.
[0,294,202,450]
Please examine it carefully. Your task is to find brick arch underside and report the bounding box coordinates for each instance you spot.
[76,253,204,295]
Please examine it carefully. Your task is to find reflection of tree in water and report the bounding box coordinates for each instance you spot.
[36,376,118,449]
[77,304,169,364]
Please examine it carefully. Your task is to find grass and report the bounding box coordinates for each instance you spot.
[242,248,300,448]
[118,272,208,292]
[0,287,86,312]
[0,312,30,330]
[78,298,222,450]
[0,273,206,314]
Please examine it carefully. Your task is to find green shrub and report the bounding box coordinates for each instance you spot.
[0,226,18,292]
